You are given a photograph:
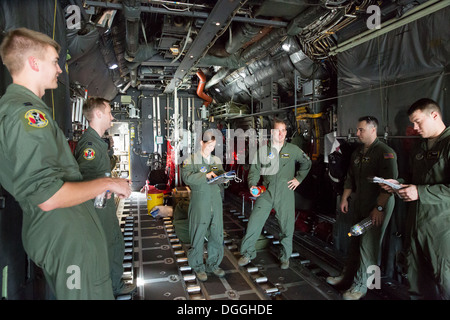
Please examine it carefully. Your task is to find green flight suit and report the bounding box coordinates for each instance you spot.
[405,127,450,299]
[180,152,225,273]
[0,84,113,299]
[344,138,398,294]
[240,141,312,262]
[74,127,125,296]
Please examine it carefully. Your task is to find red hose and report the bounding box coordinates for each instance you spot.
[196,69,213,107]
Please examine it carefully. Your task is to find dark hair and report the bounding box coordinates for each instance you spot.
[358,116,378,128]
[407,98,441,116]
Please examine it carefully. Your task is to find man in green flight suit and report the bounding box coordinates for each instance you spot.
[382,99,450,300]
[74,97,136,297]
[181,130,226,281]
[238,118,312,269]
[328,116,398,300]
[0,28,131,299]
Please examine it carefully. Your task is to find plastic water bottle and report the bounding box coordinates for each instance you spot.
[94,173,111,209]
[251,186,266,196]
[348,217,373,237]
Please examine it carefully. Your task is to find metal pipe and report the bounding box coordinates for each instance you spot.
[157,96,162,155]
[152,97,157,153]
[85,1,288,27]
[329,0,449,56]
[174,88,179,186]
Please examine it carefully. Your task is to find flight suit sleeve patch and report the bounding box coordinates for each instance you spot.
[383,153,395,159]
[83,148,96,160]
[24,109,49,128]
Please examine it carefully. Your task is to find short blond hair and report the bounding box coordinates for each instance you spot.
[0,27,61,76]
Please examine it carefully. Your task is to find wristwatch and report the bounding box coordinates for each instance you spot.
[376,205,384,212]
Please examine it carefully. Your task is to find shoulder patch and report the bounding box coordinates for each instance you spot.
[83,148,96,160]
[24,109,48,128]
[383,153,394,159]
[182,158,190,167]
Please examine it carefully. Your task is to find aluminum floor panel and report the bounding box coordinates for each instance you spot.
[116,192,408,300]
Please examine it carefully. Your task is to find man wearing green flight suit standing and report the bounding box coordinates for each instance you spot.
[74,97,136,297]
[328,116,398,300]
[181,130,226,282]
[0,28,131,299]
[381,99,450,300]
[238,118,312,269]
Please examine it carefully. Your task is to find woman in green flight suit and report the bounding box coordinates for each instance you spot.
[181,130,226,282]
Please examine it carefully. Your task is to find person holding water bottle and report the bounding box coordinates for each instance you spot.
[238,118,311,269]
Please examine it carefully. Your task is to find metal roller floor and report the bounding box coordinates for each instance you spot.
[116,192,408,301]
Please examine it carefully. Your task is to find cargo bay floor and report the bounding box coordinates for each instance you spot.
[116,192,409,300]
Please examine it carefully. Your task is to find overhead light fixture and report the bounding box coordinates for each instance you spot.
[282,43,291,52]
[109,63,118,70]
[215,88,221,93]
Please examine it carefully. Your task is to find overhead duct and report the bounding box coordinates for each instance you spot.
[199,53,246,70]
[123,0,141,61]
[241,28,287,62]
[225,23,263,55]
[205,68,232,89]
[123,0,142,87]
[196,69,213,107]
[243,57,294,89]
[127,43,159,87]
[289,50,315,78]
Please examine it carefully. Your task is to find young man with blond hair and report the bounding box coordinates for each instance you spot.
[0,28,131,299]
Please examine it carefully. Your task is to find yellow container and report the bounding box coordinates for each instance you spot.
[147,190,164,214]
